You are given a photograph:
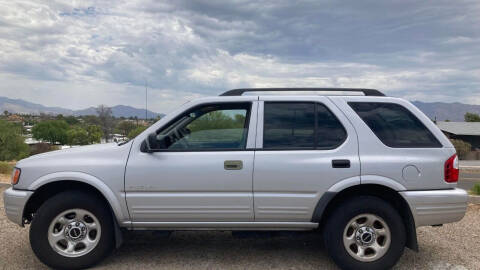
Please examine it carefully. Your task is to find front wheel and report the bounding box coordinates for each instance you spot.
[323,196,406,270]
[30,191,114,269]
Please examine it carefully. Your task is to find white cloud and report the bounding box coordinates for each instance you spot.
[0,0,479,112]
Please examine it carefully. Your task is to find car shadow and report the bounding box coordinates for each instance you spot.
[98,230,339,269]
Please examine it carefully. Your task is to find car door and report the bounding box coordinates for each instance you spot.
[125,100,258,225]
[253,96,360,221]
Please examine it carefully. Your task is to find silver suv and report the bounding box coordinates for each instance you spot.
[4,88,468,269]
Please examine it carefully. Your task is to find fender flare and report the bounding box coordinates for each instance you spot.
[28,171,128,223]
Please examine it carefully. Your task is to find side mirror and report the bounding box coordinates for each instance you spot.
[141,132,159,153]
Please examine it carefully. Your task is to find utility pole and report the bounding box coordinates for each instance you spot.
[145,80,148,121]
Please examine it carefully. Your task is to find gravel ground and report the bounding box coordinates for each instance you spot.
[1,185,479,270]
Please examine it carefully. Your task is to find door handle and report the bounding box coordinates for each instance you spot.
[332,159,350,168]
[224,160,243,170]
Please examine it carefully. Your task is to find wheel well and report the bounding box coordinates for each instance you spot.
[23,180,110,223]
[316,184,418,251]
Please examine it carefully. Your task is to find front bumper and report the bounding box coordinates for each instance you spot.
[3,187,33,226]
[400,188,468,227]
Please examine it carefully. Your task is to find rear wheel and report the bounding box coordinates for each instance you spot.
[30,191,114,269]
[323,196,406,270]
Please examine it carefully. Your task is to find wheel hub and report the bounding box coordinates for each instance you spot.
[355,226,376,246]
[64,221,87,242]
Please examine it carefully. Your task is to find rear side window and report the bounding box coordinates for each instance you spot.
[263,102,347,149]
[349,102,441,148]
[264,103,315,149]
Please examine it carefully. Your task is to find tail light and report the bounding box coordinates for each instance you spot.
[11,168,21,185]
[444,154,459,183]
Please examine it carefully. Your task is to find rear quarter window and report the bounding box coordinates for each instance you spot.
[349,102,442,148]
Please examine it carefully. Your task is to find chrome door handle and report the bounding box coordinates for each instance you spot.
[224,160,243,170]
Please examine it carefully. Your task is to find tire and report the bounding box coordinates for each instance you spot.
[30,191,115,270]
[323,196,406,270]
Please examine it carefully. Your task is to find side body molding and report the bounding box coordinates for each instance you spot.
[28,172,129,224]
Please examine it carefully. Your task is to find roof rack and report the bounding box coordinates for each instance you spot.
[220,88,385,97]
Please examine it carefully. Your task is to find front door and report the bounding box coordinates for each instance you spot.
[125,101,257,224]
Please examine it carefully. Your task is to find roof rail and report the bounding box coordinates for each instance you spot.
[220,88,385,97]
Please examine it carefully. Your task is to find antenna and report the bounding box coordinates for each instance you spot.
[145,80,148,121]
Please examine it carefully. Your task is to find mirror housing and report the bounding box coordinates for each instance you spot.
[141,132,159,153]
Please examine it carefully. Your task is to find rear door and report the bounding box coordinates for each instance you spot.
[330,96,456,190]
[253,96,360,222]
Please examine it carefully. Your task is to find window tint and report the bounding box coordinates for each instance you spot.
[155,103,250,150]
[349,102,441,148]
[264,103,315,149]
[316,104,347,149]
[263,102,347,149]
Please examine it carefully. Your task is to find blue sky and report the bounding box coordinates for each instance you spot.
[0,0,479,112]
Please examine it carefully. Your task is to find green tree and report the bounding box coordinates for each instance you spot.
[465,112,480,122]
[82,115,100,126]
[116,121,136,136]
[0,120,30,161]
[86,125,103,144]
[128,126,147,139]
[64,115,79,125]
[66,126,90,145]
[32,120,69,145]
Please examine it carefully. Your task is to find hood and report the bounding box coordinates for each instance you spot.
[14,141,134,190]
[19,143,120,164]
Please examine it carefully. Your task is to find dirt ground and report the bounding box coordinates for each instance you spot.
[0,185,479,269]
[0,175,9,184]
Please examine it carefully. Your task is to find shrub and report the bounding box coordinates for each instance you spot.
[128,126,147,139]
[0,161,14,175]
[0,120,30,161]
[30,143,57,156]
[472,184,480,195]
[450,139,471,160]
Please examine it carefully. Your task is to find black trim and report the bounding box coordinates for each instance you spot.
[311,191,337,223]
[262,101,348,151]
[220,88,385,97]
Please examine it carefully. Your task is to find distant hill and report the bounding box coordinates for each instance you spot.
[1,95,479,121]
[412,101,480,122]
[0,96,163,119]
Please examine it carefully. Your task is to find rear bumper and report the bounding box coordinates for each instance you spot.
[3,187,33,227]
[400,188,468,227]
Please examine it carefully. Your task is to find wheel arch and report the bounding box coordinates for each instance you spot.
[24,178,124,248]
[312,184,418,251]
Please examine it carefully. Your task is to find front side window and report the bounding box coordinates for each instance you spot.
[154,103,250,150]
[263,102,347,149]
[349,102,441,148]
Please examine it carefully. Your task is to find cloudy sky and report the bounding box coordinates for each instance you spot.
[0,0,479,113]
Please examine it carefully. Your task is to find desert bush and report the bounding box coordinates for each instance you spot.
[472,184,480,195]
[0,120,30,161]
[450,139,471,160]
[0,161,14,175]
[30,143,58,156]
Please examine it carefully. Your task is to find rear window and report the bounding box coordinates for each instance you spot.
[349,102,441,148]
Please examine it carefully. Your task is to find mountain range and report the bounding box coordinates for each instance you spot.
[0,96,163,119]
[1,96,479,121]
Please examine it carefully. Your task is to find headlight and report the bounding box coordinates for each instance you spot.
[11,168,21,185]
